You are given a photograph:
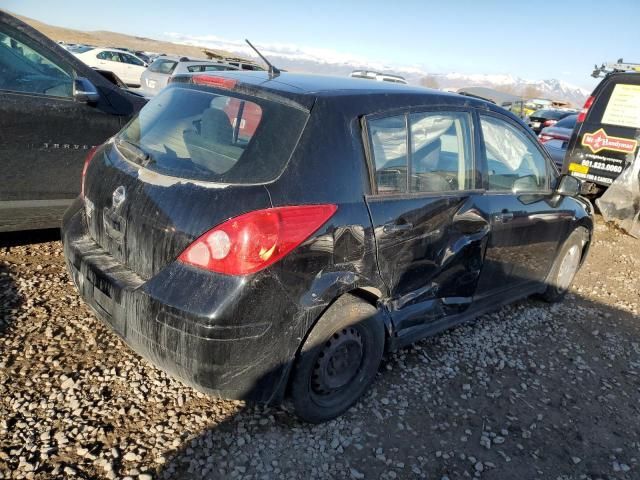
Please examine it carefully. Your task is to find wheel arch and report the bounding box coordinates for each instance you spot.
[282,285,392,400]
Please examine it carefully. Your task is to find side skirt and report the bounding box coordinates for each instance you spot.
[387,282,544,351]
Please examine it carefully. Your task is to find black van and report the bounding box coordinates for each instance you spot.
[563,72,640,196]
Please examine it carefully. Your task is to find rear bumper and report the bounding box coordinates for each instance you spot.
[61,199,295,403]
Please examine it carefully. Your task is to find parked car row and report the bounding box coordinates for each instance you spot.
[70,45,262,91]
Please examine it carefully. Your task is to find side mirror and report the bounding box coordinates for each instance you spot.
[73,77,100,104]
[555,174,581,197]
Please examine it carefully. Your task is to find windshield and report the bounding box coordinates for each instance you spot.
[118,86,309,184]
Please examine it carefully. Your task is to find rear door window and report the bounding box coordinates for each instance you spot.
[97,51,121,62]
[368,115,408,194]
[367,110,474,194]
[118,86,309,184]
[149,58,178,74]
[410,112,473,192]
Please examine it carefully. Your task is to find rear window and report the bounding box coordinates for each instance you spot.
[600,83,640,129]
[149,58,178,74]
[118,86,309,184]
[554,114,577,129]
[532,109,566,119]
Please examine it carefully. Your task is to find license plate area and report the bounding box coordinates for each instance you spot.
[85,268,126,335]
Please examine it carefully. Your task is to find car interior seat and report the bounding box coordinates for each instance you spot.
[184,108,243,175]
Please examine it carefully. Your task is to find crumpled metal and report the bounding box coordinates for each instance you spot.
[596,151,640,238]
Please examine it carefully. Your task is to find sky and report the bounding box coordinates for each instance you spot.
[5,0,640,90]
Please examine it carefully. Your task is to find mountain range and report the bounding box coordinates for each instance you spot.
[167,33,591,106]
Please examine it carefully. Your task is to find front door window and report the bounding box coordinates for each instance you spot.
[0,27,73,97]
[480,115,551,192]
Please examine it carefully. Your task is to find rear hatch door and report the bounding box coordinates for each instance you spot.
[83,81,310,279]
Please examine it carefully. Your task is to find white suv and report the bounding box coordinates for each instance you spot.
[139,56,238,96]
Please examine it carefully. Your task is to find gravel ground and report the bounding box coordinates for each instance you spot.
[1,219,640,480]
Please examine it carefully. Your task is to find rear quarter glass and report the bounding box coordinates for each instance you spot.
[118,85,309,184]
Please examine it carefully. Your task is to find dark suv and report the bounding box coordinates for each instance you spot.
[62,71,593,422]
[563,72,640,196]
[0,11,146,231]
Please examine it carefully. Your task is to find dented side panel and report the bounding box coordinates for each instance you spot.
[366,194,490,332]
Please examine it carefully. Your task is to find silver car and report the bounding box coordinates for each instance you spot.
[139,56,238,96]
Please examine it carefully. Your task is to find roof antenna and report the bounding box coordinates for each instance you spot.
[245,39,280,77]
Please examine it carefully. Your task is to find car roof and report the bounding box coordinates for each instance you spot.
[194,71,439,96]
[174,71,516,119]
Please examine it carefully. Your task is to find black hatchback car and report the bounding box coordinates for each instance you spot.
[62,72,593,422]
[0,11,146,232]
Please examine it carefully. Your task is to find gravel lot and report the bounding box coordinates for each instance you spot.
[1,219,640,480]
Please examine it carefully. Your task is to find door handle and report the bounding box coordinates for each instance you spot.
[383,222,413,234]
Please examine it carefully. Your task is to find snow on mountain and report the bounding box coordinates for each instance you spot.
[165,33,591,105]
[425,74,591,105]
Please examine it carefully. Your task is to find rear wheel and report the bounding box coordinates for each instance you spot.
[541,228,587,303]
[290,294,385,423]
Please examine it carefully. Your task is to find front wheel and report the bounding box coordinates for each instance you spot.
[290,294,385,423]
[541,227,588,302]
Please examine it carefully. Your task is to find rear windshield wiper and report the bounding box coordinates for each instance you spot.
[115,138,154,166]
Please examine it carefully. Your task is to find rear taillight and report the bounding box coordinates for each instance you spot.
[577,96,594,123]
[539,132,569,144]
[80,146,98,198]
[543,119,558,127]
[178,204,338,275]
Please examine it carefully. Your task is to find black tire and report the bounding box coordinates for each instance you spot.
[290,293,385,423]
[541,227,588,303]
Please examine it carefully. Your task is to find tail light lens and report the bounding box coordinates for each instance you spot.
[178,204,338,275]
[80,146,99,198]
[577,96,594,123]
[543,119,558,127]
